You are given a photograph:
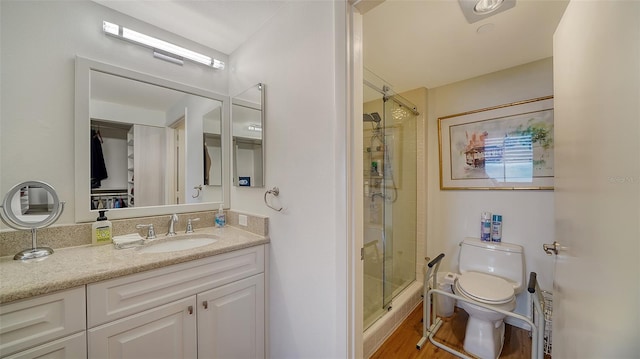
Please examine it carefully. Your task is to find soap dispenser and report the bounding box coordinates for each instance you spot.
[215,204,226,228]
[92,210,113,245]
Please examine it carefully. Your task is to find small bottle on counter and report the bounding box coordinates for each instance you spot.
[491,214,503,242]
[480,212,492,242]
[215,204,226,228]
[92,210,112,245]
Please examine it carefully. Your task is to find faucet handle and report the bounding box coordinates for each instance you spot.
[136,224,156,239]
[185,218,200,233]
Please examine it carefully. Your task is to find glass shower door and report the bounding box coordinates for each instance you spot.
[381,99,417,310]
[362,74,417,330]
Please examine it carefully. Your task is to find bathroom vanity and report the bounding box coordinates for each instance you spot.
[0,226,269,359]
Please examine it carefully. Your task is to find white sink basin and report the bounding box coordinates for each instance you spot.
[137,235,218,254]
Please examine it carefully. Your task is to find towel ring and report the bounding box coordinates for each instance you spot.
[264,187,283,212]
[192,185,202,198]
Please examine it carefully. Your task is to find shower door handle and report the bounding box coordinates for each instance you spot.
[542,241,560,256]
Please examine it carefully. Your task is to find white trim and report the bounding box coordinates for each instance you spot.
[346,1,365,357]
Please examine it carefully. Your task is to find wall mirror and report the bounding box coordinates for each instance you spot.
[232,83,265,187]
[0,181,65,260]
[75,57,229,222]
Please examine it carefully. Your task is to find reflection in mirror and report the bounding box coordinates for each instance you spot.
[88,69,224,210]
[12,186,55,223]
[203,107,222,186]
[232,83,265,187]
[0,181,65,260]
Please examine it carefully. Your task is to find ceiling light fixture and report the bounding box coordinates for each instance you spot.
[102,21,225,70]
[458,0,516,24]
[473,0,504,14]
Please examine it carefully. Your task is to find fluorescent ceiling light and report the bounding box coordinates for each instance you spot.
[248,124,262,132]
[102,21,225,70]
[458,0,516,24]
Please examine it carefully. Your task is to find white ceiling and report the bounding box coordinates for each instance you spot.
[94,0,568,95]
[91,71,188,112]
[363,0,569,92]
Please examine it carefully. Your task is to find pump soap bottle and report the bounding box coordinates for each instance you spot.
[215,204,226,228]
[92,210,113,245]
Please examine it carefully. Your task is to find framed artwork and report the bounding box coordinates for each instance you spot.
[438,96,554,190]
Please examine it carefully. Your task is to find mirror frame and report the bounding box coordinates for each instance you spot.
[0,181,64,230]
[232,83,266,188]
[75,57,230,222]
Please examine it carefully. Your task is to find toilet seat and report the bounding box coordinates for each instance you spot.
[456,272,514,305]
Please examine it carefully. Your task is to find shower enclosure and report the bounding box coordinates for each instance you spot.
[363,70,418,329]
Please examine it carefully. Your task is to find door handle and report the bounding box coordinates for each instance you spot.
[543,241,559,255]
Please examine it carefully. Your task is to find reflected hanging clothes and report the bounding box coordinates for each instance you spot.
[203,144,211,185]
[91,129,108,188]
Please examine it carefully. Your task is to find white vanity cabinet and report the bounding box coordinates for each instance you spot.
[0,287,87,358]
[87,297,197,358]
[87,245,266,359]
[198,274,265,358]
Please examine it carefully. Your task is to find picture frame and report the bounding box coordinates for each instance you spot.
[438,96,554,190]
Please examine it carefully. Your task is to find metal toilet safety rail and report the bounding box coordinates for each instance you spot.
[416,253,548,359]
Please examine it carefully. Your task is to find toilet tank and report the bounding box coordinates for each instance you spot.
[458,238,525,293]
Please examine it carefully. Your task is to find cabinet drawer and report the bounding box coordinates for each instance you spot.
[88,245,264,327]
[0,287,86,357]
[3,332,86,359]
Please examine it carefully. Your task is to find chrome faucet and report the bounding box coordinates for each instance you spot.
[167,214,179,236]
[136,224,156,240]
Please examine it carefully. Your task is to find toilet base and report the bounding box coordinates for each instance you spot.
[463,316,505,359]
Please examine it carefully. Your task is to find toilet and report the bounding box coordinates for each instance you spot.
[455,238,524,359]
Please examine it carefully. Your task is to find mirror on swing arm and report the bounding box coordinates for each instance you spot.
[0,181,65,260]
[232,83,265,188]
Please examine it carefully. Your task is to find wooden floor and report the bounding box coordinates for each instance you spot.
[370,303,537,359]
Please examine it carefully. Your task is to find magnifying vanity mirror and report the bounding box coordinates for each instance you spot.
[0,181,65,260]
[232,83,265,187]
[75,57,230,222]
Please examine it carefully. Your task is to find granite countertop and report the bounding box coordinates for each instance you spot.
[0,226,269,303]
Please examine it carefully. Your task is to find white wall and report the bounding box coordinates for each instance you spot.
[0,0,228,224]
[427,58,556,317]
[228,1,348,357]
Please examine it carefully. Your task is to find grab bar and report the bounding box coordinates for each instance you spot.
[428,253,445,268]
[528,272,538,293]
[417,270,547,359]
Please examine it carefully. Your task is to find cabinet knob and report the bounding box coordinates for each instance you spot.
[187,305,193,315]
[202,301,208,309]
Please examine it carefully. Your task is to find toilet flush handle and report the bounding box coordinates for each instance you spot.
[542,241,559,255]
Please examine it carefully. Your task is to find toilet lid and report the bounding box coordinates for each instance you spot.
[457,272,514,304]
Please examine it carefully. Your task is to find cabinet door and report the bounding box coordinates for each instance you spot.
[4,332,86,359]
[198,274,265,359]
[88,297,196,359]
